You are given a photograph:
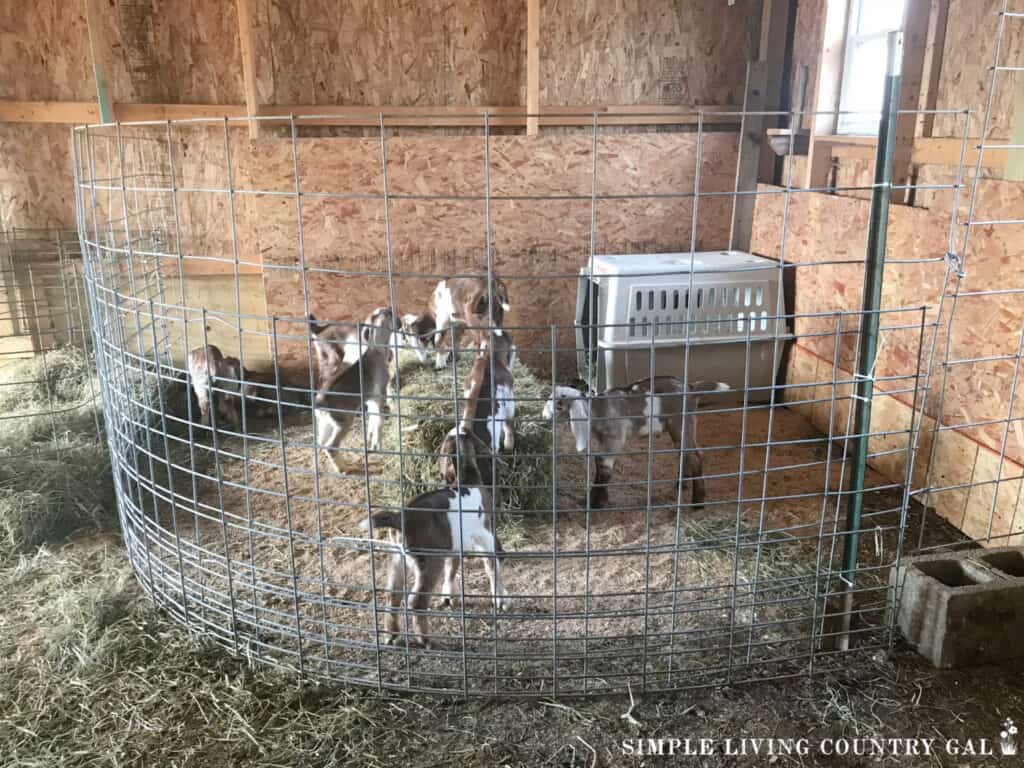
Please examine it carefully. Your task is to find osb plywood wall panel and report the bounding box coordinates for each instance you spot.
[0,0,95,101]
[753,182,1024,469]
[785,343,1024,546]
[932,0,1024,139]
[0,125,75,229]
[540,0,759,106]
[789,0,825,131]
[109,0,245,104]
[261,0,524,106]
[208,132,739,369]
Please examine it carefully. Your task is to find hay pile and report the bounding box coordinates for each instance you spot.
[0,348,114,556]
[376,352,553,512]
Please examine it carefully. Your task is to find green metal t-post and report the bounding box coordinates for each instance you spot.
[837,31,903,651]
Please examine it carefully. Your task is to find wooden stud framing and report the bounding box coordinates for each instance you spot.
[892,0,932,203]
[83,0,115,123]
[803,0,851,189]
[917,0,949,139]
[757,0,791,181]
[526,0,540,136]
[1007,75,1024,182]
[236,0,261,139]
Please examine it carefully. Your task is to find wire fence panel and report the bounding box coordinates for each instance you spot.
[67,6,1022,693]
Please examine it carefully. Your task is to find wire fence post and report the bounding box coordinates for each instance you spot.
[834,31,904,652]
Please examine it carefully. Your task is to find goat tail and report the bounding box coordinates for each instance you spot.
[360,511,403,535]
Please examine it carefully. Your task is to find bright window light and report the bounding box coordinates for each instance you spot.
[837,0,906,135]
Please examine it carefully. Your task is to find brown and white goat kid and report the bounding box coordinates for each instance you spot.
[430,276,511,370]
[397,311,437,365]
[311,307,394,471]
[542,377,728,509]
[459,329,517,454]
[361,446,508,647]
[187,344,258,428]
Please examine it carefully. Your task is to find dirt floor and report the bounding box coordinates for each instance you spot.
[3,353,1022,766]
[114,354,959,697]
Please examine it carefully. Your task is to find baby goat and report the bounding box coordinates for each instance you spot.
[430,276,511,370]
[361,449,507,648]
[187,344,258,428]
[542,377,728,509]
[312,307,394,471]
[460,329,517,454]
[397,312,437,365]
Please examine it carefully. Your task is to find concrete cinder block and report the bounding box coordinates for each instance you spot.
[890,547,1024,668]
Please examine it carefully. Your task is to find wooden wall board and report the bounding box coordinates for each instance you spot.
[753,180,1024,468]
[262,0,525,107]
[932,0,1024,140]
[785,342,1024,546]
[539,0,760,107]
[0,0,96,102]
[233,132,739,369]
[0,124,76,230]
[789,0,826,132]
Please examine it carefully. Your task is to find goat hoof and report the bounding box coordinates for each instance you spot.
[587,492,608,509]
[440,597,453,609]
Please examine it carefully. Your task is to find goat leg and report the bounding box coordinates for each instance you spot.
[440,556,459,608]
[680,450,705,510]
[383,554,404,644]
[588,455,614,509]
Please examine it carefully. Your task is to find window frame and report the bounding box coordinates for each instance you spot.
[836,0,906,136]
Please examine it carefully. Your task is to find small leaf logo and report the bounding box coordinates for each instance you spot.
[1000,718,1018,756]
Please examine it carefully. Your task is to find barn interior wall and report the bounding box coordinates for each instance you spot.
[771,0,1024,544]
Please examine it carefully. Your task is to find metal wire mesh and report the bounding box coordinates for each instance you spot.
[0,227,100,456]
[67,3,1022,696]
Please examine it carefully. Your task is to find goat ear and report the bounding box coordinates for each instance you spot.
[361,326,371,343]
[568,397,591,453]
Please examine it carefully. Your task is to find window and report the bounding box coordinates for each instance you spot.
[837,0,906,135]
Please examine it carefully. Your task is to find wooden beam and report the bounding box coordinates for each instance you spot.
[257,104,741,127]
[526,0,540,136]
[780,135,1007,173]
[83,0,115,123]
[236,0,260,139]
[803,0,850,188]
[0,101,99,124]
[757,0,792,181]
[731,61,769,251]
[113,103,248,121]
[917,0,950,138]
[0,101,742,127]
[892,0,932,203]
[911,138,1002,168]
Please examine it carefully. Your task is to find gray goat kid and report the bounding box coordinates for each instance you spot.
[311,307,394,471]
[542,377,728,509]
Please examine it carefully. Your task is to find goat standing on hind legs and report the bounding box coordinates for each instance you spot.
[310,307,394,474]
[429,276,511,370]
[542,377,728,510]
